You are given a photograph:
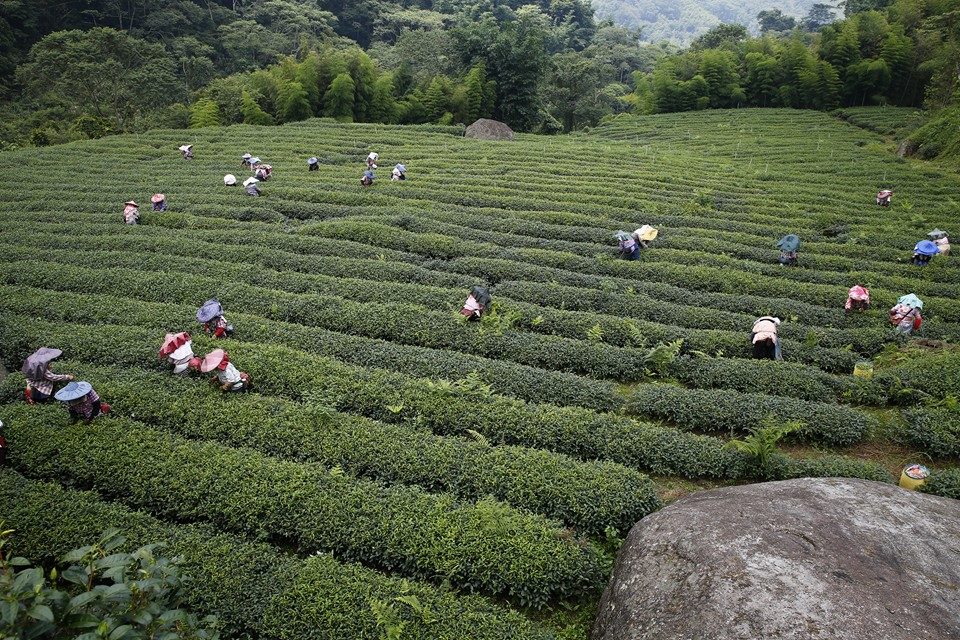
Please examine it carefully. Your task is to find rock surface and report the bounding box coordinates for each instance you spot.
[464,118,515,141]
[592,478,960,640]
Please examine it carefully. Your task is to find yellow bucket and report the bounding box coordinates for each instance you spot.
[853,361,874,379]
[899,464,929,491]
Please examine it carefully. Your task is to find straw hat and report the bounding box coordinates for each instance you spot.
[308,157,318,164]
[179,144,192,152]
[151,193,165,203]
[124,200,138,207]
[200,349,228,373]
[54,380,92,402]
[224,174,237,186]
[243,177,259,187]
[635,225,658,241]
[159,331,191,357]
[242,153,252,159]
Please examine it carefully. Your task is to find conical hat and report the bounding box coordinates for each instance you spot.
[897,294,923,309]
[22,347,63,378]
[242,153,252,159]
[200,349,228,373]
[196,298,223,323]
[635,225,658,241]
[250,157,261,165]
[848,285,869,300]
[914,240,939,256]
[243,177,259,187]
[159,331,191,357]
[928,228,947,239]
[54,380,92,402]
[224,174,237,185]
[124,200,138,207]
[308,157,318,164]
[179,144,192,152]
[151,193,165,203]
[777,234,800,252]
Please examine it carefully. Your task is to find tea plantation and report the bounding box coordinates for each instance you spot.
[0,108,958,638]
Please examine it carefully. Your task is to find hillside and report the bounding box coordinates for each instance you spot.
[1,108,959,638]
[592,0,817,43]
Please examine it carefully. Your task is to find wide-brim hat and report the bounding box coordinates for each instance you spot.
[242,153,252,159]
[250,157,261,165]
[124,200,138,207]
[636,225,658,241]
[54,380,92,402]
[777,234,801,252]
[200,349,228,373]
[308,157,318,164]
[224,174,237,185]
[243,177,259,187]
[914,240,939,256]
[22,347,63,377]
[928,228,947,239]
[197,298,223,323]
[151,193,165,203]
[897,294,923,309]
[159,331,191,357]
[179,144,192,151]
[878,189,893,195]
[848,285,869,299]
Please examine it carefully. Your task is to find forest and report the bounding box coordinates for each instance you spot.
[0,0,956,147]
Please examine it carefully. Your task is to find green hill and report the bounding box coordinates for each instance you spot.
[1,108,959,638]
[591,0,817,43]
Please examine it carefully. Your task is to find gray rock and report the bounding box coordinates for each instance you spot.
[592,478,960,640]
[464,118,515,141]
[897,139,919,158]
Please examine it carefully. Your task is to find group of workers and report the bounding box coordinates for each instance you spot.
[362,152,407,186]
[22,348,110,423]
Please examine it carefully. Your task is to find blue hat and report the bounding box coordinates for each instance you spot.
[897,294,923,310]
[777,234,800,252]
[197,298,223,323]
[55,381,91,402]
[914,240,939,257]
[308,157,318,164]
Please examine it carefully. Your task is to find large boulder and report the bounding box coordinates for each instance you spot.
[593,478,960,640]
[464,118,514,141]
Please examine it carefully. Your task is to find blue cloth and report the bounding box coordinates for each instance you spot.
[914,240,939,257]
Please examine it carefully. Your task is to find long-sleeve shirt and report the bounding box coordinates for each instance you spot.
[168,342,195,374]
[67,389,101,420]
[27,370,72,396]
[204,315,229,337]
[216,363,244,390]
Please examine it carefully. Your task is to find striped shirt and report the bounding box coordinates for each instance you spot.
[27,370,72,396]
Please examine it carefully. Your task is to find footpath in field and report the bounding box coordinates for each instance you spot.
[0,108,958,639]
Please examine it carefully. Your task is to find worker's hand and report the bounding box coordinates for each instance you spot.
[67,375,75,380]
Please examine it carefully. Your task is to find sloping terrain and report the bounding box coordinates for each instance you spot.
[0,108,958,638]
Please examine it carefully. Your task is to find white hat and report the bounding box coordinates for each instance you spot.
[243,177,259,187]
[179,144,192,152]
[242,153,252,159]
[224,174,237,186]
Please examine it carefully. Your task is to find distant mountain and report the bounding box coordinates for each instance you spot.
[592,0,819,44]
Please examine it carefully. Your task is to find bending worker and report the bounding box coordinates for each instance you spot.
[751,316,782,361]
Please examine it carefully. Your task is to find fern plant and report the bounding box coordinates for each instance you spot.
[725,417,803,478]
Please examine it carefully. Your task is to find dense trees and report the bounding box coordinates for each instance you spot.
[630,0,956,115]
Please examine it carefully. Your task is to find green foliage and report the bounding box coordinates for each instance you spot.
[725,418,803,478]
[0,526,218,640]
[276,80,312,123]
[188,98,221,129]
[241,91,275,126]
[324,73,356,122]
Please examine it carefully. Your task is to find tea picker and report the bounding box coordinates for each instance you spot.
[244,176,262,196]
[22,347,74,404]
[461,286,492,321]
[308,157,319,172]
[361,169,375,186]
[929,229,950,256]
[151,193,167,212]
[55,381,110,424]
[391,163,407,181]
[876,189,892,207]
[615,231,640,260]
[911,240,939,266]
[777,234,800,266]
[634,225,658,250]
[159,332,201,375]
[367,152,379,170]
[123,200,140,225]
[242,153,253,168]
[197,298,234,338]
[179,144,194,159]
[224,174,238,186]
[200,349,251,392]
[889,294,923,335]
[255,164,272,181]
[845,285,870,312]
[751,316,782,360]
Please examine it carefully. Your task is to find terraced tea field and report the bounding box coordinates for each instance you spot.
[1,108,959,638]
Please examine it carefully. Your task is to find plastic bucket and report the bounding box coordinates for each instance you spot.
[899,464,929,491]
[853,361,874,379]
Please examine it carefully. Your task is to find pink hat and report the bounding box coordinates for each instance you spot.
[124,200,138,207]
[151,193,165,203]
[200,348,229,373]
[159,331,191,357]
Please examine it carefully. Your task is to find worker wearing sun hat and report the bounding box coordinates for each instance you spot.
[178,144,193,159]
[123,200,140,225]
[159,332,201,375]
[244,176,261,197]
[242,153,253,168]
[151,193,167,212]
[308,157,319,171]
[928,229,950,256]
[224,174,237,186]
[632,225,658,250]
[200,349,251,392]
[55,381,110,424]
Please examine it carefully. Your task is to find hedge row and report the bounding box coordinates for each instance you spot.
[0,365,659,535]
[5,404,605,606]
[900,406,960,458]
[0,281,620,412]
[0,471,554,640]
[876,351,960,403]
[0,313,751,481]
[919,468,960,500]
[626,384,876,446]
